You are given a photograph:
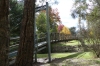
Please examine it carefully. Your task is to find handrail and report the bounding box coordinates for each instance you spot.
[9,33,78,64]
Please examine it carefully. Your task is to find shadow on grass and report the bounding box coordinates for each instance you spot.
[51,52,85,63]
[95,60,100,64]
[33,52,86,66]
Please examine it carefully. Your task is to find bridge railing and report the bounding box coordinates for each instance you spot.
[9,33,48,60]
[9,33,78,64]
[37,33,47,43]
[9,37,20,59]
[50,33,77,42]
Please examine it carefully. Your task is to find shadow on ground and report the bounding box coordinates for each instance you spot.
[51,52,85,63]
[33,52,86,66]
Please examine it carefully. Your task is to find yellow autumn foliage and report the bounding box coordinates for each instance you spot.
[90,31,93,35]
[60,26,71,35]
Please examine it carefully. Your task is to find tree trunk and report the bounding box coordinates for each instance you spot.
[0,0,9,66]
[15,0,35,66]
[78,16,81,35]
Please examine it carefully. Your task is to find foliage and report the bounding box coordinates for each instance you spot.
[60,26,71,35]
[36,7,61,34]
[72,0,100,57]
[69,27,76,35]
[71,0,89,37]
[57,24,64,32]
[9,0,60,36]
[37,52,94,59]
[86,6,100,38]
[49,7,61,23]
[10,0,23,36]
[57,23,71,35]
[71,0,88,20]
[49,7,61,32]
[37,0,59,5]
[36,11,47,34]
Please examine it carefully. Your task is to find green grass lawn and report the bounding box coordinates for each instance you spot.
[37,52,95,59]
[36,52,100,66]
[48,40,95,59]
[37,40,100,62]
[35,40,100,65]
[52,40,81,46]
[65,40,81,46]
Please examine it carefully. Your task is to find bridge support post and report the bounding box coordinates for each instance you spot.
[46,2,51,62]
[34,14,38,63]
[55,33,56,42]
[34,35,38,63]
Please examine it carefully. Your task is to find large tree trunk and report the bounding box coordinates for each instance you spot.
[15,0,35,66]
[0,0,9,66]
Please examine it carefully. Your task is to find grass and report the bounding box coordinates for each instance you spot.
[37,52,95,59]
[48,40,94,59]
[36,52,100,66]
[52,40,81,47]
[47,40,97,59]
[95,60,100,64]
[66,40,81,46]
[35,40,100,65]
[76,52,94,59]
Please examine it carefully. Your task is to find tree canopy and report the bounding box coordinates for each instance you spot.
[10,0,23,36]
[58,24,71,35]
[36,7,61,34]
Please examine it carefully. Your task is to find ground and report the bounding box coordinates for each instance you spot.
[10,41,100,66]
[33,40,100,66]
[33,58,100,66]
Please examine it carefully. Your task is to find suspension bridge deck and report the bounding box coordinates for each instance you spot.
[9,33,79,65]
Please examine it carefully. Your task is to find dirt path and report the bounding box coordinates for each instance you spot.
[33,58,100,66]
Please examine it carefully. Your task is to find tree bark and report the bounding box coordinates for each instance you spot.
[0,0,9,66]
[15,0,35,66]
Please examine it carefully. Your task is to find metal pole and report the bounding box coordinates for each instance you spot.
[46,2,51,62]
[34,14,37,63]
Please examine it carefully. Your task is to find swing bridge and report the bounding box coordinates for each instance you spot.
[9,32,81,64]
[9,2,84,65]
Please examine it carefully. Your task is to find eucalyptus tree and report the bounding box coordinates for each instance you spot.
[85,0,100,38]
[85,2,100,41]
[0,0,9,66]
[71,0,99,33]
[71,0,93,51]
[15,0,36,66]
[86,4,100,55]
[71,0,88,35]
[72,0,100,57]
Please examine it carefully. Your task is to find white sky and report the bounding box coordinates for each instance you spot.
[51,0,79,28]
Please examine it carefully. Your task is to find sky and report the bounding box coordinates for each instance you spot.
[18,0,86,29]
[51,0,79,28]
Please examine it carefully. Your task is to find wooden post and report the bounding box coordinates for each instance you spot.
[46,2,51,62]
